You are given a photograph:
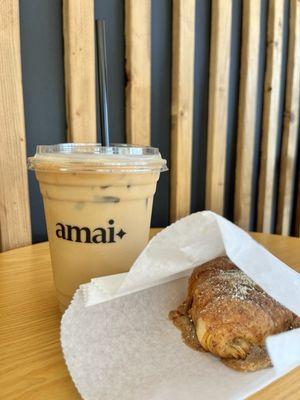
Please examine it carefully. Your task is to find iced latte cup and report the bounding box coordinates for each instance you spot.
[28,144,167,311]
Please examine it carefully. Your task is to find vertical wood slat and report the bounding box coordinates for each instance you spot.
[0,0,31,251]
[276,0,300,235]
[125,0,151,146]
[170,0,196,222]
[257,0,285,233]
[234,1,262,230]
[205,0,233,214]
[63,0,97,143]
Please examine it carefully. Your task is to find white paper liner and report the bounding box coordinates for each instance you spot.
[61,211,300,400]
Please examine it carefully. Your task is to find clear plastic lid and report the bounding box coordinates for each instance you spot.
[28,143,168,174]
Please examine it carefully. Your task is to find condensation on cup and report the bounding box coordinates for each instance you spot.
[28,143,167,311]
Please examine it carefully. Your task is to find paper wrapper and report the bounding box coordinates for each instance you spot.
[61,211,300,400]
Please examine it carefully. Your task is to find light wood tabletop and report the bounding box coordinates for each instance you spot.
[0,229,299,400]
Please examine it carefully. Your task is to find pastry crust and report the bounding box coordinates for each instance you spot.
[169,256,299,372]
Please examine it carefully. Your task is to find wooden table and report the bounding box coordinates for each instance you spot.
[0,230,299,400]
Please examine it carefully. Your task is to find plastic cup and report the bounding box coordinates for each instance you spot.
[28,144,167,311]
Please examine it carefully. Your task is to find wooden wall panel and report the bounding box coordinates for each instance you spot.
[63,0,97,142]
[170,0,196,222]
[276,0,300,235]
[234,1,262,230]
[205,0,233,214]
[0,0,31,251]
[125,0,151,146]
[1,0,295,241]
[257,0,285,233]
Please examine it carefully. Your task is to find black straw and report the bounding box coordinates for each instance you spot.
[96,20,110,146]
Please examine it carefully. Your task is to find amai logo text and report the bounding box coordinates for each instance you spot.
[55,219,127,244]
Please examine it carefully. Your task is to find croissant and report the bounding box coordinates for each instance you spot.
[169,256,300,371]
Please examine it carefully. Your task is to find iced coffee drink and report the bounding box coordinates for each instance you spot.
[28,144,167,311]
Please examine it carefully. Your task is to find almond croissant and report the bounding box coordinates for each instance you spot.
[169,256,300,371]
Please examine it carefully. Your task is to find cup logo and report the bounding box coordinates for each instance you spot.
[55,219,127,244]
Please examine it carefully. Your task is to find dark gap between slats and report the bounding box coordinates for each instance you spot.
[94,0,125,144]
[191,0,212,214]
[223,0,242,221]
[251,0,269,232]
[151,0,172,227]
[20,0,66,243]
